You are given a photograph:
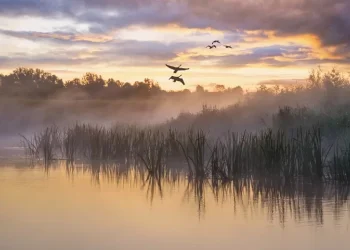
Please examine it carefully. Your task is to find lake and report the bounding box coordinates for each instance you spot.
[0,161,349,250]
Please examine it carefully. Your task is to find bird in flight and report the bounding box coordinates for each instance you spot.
[224,45,232,48]
[206,45,217,49]
[212,40,220,44]
[169,75,185,85]
[165,64,190,74]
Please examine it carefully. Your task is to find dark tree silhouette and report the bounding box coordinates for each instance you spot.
[81,72,105,95]
[215,84,226,92]
[0,67,244,100]
[65,78,82,89]
[0,67,63,97]
[196,85,205,93]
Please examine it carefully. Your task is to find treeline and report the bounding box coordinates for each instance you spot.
[0,68,243,99]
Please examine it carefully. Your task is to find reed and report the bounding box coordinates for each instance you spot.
[137,129,167,178]
[21,123,350,183]
[176,129,210,178]
[20,125,61,165]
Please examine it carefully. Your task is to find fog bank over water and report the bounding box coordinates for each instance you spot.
[1,67,350,150]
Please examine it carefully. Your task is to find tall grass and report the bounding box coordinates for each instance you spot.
[21,122,350,183]
[21,125,61,165]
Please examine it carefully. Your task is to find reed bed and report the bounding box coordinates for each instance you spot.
[21,123,350,183]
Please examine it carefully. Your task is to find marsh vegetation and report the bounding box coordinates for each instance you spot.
[15,68,350,184]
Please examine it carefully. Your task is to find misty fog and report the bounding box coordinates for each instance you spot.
[1,67,349,155]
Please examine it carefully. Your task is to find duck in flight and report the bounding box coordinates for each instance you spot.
[224,45,232,48]
[212,40,220,45]
[206,45,217,49]
[169,75,185,85]
[165,64,189,74]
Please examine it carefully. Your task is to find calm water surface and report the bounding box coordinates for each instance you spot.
[1,161,350,250]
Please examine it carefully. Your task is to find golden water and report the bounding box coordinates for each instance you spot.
[1,162,349,250]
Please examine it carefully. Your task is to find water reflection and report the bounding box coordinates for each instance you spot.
[1,161,350,250]
[26,161,350,226]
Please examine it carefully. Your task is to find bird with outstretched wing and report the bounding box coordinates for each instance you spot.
[169,75,185,85]
[165,64,190,74]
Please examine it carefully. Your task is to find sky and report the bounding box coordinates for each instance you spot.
[0,0,349,91]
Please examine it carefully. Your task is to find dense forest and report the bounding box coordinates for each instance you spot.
[0,68,244,100]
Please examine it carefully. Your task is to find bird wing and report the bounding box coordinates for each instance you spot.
[165,64,176,70]
[179,78,185,85]
[178,67,189,71]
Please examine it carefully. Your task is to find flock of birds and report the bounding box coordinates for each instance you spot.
[206,40,232,49]
[165,40,231,85]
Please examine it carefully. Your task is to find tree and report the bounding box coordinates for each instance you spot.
[215,84,226,92]
[0,67,63,97]
[0,73,3,87]
[81,72,105,95]
[228,86,243,96]
[196,85,205,93]
[107,78,122,88]
[65,78,82,88]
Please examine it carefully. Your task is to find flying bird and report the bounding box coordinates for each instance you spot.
[165,64,189,74]
[206,45,216,49]
[224,45,232,48]
[169,75,185,85]
[212,40,220,44]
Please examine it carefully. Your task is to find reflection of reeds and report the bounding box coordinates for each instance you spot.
[31,161,350,224]
[183,178,207,219]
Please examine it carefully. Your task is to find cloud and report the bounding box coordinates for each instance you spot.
[186,0,350,48]
[2,0,349,49]
[181,43,350,69]
[0,29,114,44]
[258,79,308,86]
[1,0,350,83]
[0,29,196,68]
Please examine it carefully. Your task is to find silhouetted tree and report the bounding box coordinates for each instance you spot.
[81,72,105,95]
[215,84,226,92]
[196,85,205,93]
[228,86,243,96]
[0,74,3,88]
[0,67,63,97]
[65,78,82,88]
[0,67,251,101]
[107,78,121,88]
